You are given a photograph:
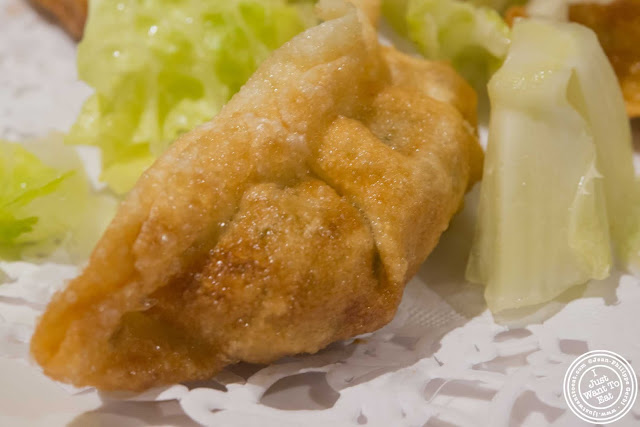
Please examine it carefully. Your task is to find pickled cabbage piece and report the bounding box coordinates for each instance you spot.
[467,19,639,312]
[524,0,618,21]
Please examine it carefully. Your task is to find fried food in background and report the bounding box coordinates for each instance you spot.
[503,4,527,24]
[31,0,482,391]
[30,0,86,39]
[506,0,640,118]
[570,1,640,117]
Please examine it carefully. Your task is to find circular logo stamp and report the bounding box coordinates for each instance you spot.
[564,350,637,424]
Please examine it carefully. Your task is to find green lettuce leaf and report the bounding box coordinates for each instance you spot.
[466,0,526,13]
[67,0,315,194]
[466,19,640,312]
[0,142,69,246]
[0,137,117,261]
[383,0,511,89]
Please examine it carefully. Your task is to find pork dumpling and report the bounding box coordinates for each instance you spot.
[31,1,482,391]
[30,0,87,39]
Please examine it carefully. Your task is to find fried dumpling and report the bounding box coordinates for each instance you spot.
[31,1,482,391]
[30,0,87,40]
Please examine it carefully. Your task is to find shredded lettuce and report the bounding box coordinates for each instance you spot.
[67,0,316,194]
[466,19,640,312]
[0,137,117,261]
[383,0,511,89]
[467,0,527,13]
[0,142,69,246]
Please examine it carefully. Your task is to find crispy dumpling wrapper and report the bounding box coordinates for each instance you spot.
[30,0,87,40]
[31,1,482,391]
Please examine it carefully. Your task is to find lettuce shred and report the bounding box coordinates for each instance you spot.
[467,0,526,13]
[383,0,511,89]
[67,0,316,194]
[0,142,69,246]
[466,19,640,312]
[0,137,116,261]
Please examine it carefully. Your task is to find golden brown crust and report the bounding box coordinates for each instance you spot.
[504,5,527,27]
[31,5,482,391]
[382,46,479,127]
[29,0,87,40]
